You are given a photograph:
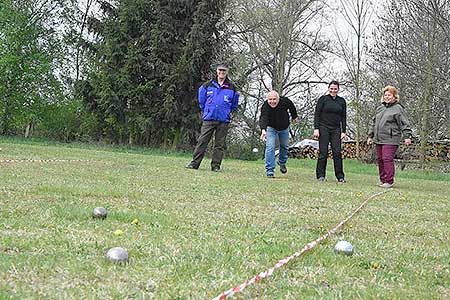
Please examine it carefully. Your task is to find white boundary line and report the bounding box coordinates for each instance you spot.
[0,159,92,163]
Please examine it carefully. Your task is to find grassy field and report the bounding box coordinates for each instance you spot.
[1,138,449,300]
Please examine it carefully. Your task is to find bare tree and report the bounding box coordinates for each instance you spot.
[222,0,330,152]
[74,0,95,82]
[334,0,373,157]
[230,0,328,95]
[370,0,450,160]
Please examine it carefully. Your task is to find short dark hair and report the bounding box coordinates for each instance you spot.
[329,80,340,88]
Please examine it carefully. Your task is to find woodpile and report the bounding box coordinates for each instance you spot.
[288,145,318,159]
[288,139,450,162]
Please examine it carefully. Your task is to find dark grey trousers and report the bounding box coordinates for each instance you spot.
[190,121,229,169]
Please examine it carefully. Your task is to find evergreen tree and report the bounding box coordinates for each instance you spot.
[80,0,225,147]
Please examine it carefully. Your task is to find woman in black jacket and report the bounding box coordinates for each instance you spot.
[313,81,347,183]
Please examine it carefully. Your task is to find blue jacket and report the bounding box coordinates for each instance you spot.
[198,78,239,123]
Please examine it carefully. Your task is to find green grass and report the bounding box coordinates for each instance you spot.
[1,138,449,299]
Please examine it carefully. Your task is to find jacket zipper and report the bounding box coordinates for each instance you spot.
[376,106,389,141]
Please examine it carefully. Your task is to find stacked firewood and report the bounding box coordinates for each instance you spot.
[288,145,318,159]
[288,139,450,162]
[396,140,450,161]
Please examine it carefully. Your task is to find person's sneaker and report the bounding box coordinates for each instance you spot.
[267,173,275,178]
[211,166,221,172]
[185,163,198,169]
[337,178,346,184]
[380,182,393,188]
[317,177,326,182]
[279,164,287,174]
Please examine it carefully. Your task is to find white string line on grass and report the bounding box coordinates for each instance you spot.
[212,190,389,300]
[0,158,92,163]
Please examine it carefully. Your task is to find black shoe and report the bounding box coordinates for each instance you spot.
[279,164,287,174]
[185,163,198,169]
[211,166,221,172]
[317,177,326,182]
[267,173,275,178]
[337,178,346,184]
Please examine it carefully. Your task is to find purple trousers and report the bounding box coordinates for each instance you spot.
[376,144,398,184]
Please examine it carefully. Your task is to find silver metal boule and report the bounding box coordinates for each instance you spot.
[252,148,259,153]
[106,247,129,263]
[334,240,354,256]
[92,207,107,219]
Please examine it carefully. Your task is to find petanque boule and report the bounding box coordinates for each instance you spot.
[252,148,259,153]
[106,247,129,263]
[92,207,107,219]
[334,240,354,256]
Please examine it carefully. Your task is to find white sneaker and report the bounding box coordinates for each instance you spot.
[380,182,393,188]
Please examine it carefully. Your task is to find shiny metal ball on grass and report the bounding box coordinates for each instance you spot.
[334,240,354,256]
[106,247,129,263]
[92,207,107,219]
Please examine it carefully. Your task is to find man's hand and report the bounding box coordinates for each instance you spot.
[313,129,320,139]
[341,132,347,140]
[292,117,299,123]
[404,138,412,146]
[260,129,267,141]
[367,137,373,145]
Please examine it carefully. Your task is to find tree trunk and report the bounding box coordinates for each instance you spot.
[172,128,180,150]
[25,122,32,138]
[420,18,436,162]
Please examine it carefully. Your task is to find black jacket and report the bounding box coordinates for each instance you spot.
[314,94,347,132]
[259,96,298,131]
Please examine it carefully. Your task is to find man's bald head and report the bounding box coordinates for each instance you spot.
[267,90,280,108]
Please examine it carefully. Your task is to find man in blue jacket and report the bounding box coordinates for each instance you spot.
[186,63,239,172]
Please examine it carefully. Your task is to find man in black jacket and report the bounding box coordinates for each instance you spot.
[260,90,298,178]
[313,80,347,183]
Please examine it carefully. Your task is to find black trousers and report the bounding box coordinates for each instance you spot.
[190,120,229,169]
[316,126,344,179]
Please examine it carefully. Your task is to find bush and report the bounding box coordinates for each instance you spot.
[35,100,99,142]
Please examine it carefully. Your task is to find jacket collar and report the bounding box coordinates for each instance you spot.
[382,101,398,107]
[326,94,340,100]
[213,76,231,88]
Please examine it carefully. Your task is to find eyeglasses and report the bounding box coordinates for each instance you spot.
[217,69,228,72]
